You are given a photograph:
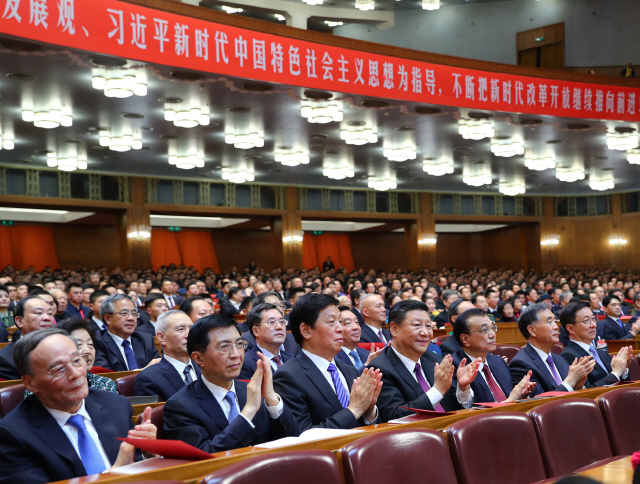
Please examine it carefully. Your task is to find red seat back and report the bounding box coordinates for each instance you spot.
[341,429,457,484]
[528,398,612,478]
[492,344,521,364]
[550,342,564,355]
[199,450,341,484]
[0,383,26,418]
[446,412,546,484]
[115,374,137,397]
[598,387,640,456]
[627,357,640,381]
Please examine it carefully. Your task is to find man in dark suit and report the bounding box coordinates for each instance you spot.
[434,289,459,328]
[163,315,299,452]
[452,308,535,403]
[359,293,391,344]
[438,299,475,356]
[94,294,160,372]
[180,296,214,323]
[334,306,376,373]
[63,283,90,320]
[559,301,632,387]
[485,288,501,320]
[0,328,157,483]
[368,300,479,423]
[87,290,109,335]
[273,293,382,432]
[239,303,293,379]
[161,279,184,310]
[601,295,640,340]
[136,293,169,337]
[349,290,366,328]
[135,310,200,401]
[0,296,53,381]
[220,287,243,318]
[509,303,596,397]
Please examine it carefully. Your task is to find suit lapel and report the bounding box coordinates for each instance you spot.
[131,335,147,369]
[361,325,377,342]
[386,347,424,397]
[298,353,344,413]
[525,344,557,389]
[194,379,228,431]
[235,381,248,412]
[30,399,86,475]
[86,392,121,465]
[161,358,186,391]
[103,333,126,369]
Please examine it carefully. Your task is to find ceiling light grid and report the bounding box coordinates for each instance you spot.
[422,0,440,9]
[225,132,264,149]
[355,0,374,10]
[368,174,397,191]
[628,148,640,164]
[525,155,556,171]
[222,167,255,183]
[0,132,14,150]
[221,5,243,13]
[99,133,142,152]
[462,161,492,187]
[606,131,638,151]
[340,128,378,145]
[383,147,416,162]
[589,168,614,191]
[274,150,310,167]
[22,108,72,129]
[92,70,147,98]
[301,103,343,124]
[490,138,524,157]
[46,144,87,172]
[556,165,585,183]
[165,106,210,128]
[458,119,494,140]
[423,158,454,176]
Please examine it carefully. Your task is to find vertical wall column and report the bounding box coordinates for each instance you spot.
[418,193,438,271]
[539,197,557,271]
[610,193,624,270]
[116,177,151,270]
[282,187,302,269]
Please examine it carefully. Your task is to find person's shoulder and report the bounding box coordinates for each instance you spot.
[87,387,129,407]
[0,342,13,357]
[132,330,156,344]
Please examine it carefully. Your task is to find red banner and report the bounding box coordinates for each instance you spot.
[1,0,639,122]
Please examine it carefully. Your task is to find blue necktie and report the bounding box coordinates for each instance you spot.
[327,363,350,408]
[121,340,138,370]
[224,391,239,423]
[349,350,364,371]
[618,319,624,330]
[66,415,107,476]
[589,346,608,372]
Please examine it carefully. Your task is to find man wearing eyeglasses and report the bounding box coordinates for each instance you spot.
[560,301,632,387]
[93,294,160,372]
[508,303,596,397]
[0,328,157,483]
[163,314,299,452]
[452,308,536,403]
[239,303,293,379]
[601,295,640,340]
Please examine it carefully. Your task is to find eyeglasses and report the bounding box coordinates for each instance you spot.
[213,340,249,353]
[47,356,85,380]
[261,318,287,327]
[469,324,498,336]
[574,317,597,325]
[108,310,139,318]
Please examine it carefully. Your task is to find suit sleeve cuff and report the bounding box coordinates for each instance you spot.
[427,387,444,406]
[561,382,574,392]
[457,385,474,408]
[265,393,284,419]
[362,406,379,425]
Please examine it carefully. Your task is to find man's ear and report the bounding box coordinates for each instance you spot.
[22,374,37,394]
[14,316,23,330]
[191,351,204,367]
[389,321,398,337]
[299,322,312,341]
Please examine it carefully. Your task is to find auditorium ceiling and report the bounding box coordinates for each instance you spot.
[0,37,637,197]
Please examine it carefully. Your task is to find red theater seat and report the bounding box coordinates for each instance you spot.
[492,344,522,364]
[115,374,137,397]
[598,387,640,456]
[0,383,26,418]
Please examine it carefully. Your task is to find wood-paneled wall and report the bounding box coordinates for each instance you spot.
[210,229,279,272]
[52,225,120,270]
[349,233,410,272]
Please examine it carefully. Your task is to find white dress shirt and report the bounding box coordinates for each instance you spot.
[390,345,472,407]
[164,355,198,382]
[365,323,387,343]
[92,317,106,331]
[256,345,283,372]
[341,346,364,367]
[107,332,134,370]
[302,349,378,423]
[529,344,573,391]
[201,375,283,427]
[44,401,112,471]
[230,299,241,311]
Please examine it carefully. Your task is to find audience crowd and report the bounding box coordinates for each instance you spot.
[0,260,638,483]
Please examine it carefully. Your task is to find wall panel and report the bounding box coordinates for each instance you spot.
[210,229,279,272]
[52,225,120,270]
[349,233,410,273]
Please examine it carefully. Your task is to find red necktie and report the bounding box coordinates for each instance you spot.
[481,364,507,402]
[272,355,283,368]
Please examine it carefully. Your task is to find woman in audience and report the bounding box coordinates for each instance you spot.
[497,300,518,322]
[510,296,523,318]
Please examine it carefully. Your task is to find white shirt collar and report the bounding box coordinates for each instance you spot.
[201,374,236,406]
[529,342,552,360]
[464,351,486,372]
[256,344,278,359]
[390,344,420,375]
[92,316,105,330]
[230,300,241,310]
[44,400,90,427]
[571,339,594,353]
[302,349,335,373]
[341,346,357,356]
[108,332,131,346]
[164,354,193,374]
[365,323,385,338]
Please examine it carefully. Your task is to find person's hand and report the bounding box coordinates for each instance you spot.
[141,358,161,370]
[112,442,136,469]
[240,360,264,421]
[256,352,279,406]
[501,355,509,364]
[347,368,377,420]
[365,344,384,366]
[611,346,632,377]
[456,357,481,392]
[630,320,640,336]
[565,356,596,389]
[363,368,383,422]
[433,355,455,395]
[505,371,537,401]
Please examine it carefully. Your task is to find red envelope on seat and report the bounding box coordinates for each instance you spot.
[117,438,214,461]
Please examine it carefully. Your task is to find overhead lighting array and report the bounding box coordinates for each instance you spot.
[606,131,638,151]
[224,132,264,149]
[92,74,146,98]
[499,181,526,196]
[283,230,303,243]
[556,166,585,182]
[99,134,142,152]
[340,128,378,145]
[458,119,494,140]
[422,0,440,9]
[368,175,397,191]
[164,107,210,128]
[168,154,205,169]
[525,156,555,171]
[302,0,323,5]
[589,169,614,191]
[423,158,454,176]
[301,104,343,124]
[222,167,255,183]
[0,133,14,150]
[22,109,72,129]
[490,138,524,157]
[628,149,640,164]
[221,5,243,13]
[355,0,375,10]
[462,162,492,187]
[383,147,416,162]
[47,154,87,172]
[275,150,310,167]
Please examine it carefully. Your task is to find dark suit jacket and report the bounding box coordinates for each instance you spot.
[242,330,299,356]
[334,347,370,374]
[0,325,8,344]
[509,343,570,397]
[135,320,157,337]
[94,331,159,372]
[164,294,184,308]
[560,341,624,387]
[239,346,293,379]
[0,343,17,381]
[351,307,366,328]
[63,303,91,320]
[273,351,365,432]
[0,389,135,484]
[220,298,240,318]
[559,320,606,346]
[439,335,461,356]
[134,356,201,401]
[367,345,460,422]
[163,378,298,452]
[602,316,634,340]
[359,324,391,344]
[434,310,449,328]
[451,350,513,403]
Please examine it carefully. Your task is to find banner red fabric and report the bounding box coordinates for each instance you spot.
[150,229,181,271]
[303,234,354,272]
[151,229,220,273]
[0,0,638,121]
[0,226,60,271]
